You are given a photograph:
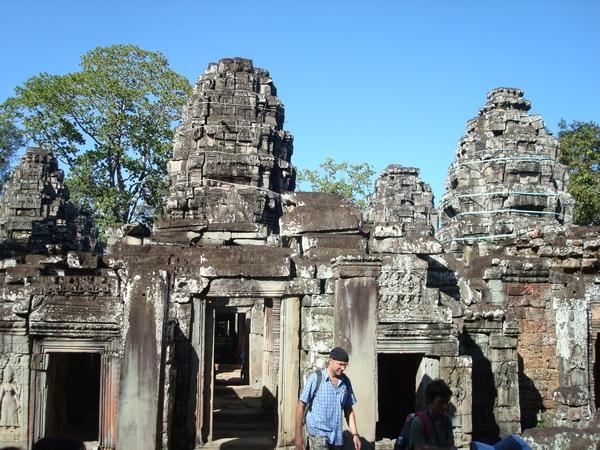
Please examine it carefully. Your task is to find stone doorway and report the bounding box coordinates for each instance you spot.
[207,302,277,446]
[30,339,118,448]
[45,353,101,441]
[376,353,424,441]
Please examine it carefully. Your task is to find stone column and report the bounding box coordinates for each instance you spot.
[191,297,215,446]
[277,296,300,448]
[117,268,169,449]
[441,355,473,448]
[334,264,379,445]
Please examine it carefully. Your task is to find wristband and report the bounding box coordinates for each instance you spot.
[352,433,359,437]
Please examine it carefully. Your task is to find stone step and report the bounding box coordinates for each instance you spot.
[214,384,262,398]
[213,406,275,424]
[201,437,275,449]
[211,363,275,443]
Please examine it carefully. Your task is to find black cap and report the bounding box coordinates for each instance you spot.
[329,347,349,362]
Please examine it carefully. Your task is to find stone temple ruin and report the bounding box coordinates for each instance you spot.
[0,58,598,449]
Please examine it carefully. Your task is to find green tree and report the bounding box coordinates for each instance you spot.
[0,44,192,232]
[558,119,600,226]
[0,119,25,191]
[298,158,375,211]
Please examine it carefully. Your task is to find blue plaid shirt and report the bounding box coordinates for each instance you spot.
[300,368,357,446]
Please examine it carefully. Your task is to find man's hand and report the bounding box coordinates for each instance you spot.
[295,434,305,450]
[353,433,361,450]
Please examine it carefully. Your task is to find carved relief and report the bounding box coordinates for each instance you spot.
[0,367,20,428]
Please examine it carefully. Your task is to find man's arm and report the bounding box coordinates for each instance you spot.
[295,400,307,450]
[344,406,361,450]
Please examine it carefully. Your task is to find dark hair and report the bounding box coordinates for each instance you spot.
[424,378,452,403]
[32,437,86,450]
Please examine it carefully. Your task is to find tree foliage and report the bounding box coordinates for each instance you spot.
[558,119,600,226]
[0,119,25,191]
[0,44,192,232]
[298,158,375,211]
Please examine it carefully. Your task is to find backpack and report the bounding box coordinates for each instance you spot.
[394,410,448,450]
[303,370,323,424]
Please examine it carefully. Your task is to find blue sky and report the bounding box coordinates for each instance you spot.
[1,0,598,203]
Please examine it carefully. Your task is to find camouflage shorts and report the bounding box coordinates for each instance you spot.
[307,435,341,450]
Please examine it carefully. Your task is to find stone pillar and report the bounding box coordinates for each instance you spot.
[250,299,265,389]
[117,268,169,449]
[191,297,215,446]
[441,355,473,448]
[277,296,300,448]
[334,266,379,445]
[0,334,28,448]
[552,297,594,425]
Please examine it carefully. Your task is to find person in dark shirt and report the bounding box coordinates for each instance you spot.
[409,379,457,450]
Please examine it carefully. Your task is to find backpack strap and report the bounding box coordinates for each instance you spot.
[416,411,430,442]
[303,370,323,423]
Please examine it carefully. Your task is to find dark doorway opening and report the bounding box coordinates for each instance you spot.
[45,352,101,442]
[215,312,246,366]
[376,353,423,440]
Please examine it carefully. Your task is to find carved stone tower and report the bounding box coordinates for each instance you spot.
[157,58,296,244]
[436,88,574,261]
[0,147,99,257]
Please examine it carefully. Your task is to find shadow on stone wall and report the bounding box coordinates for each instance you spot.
[169,323,199,450]
[459,330,500,444]
[518,354,545,430]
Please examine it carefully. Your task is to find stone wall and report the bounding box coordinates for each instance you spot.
[507,282,558,429]
[0,62,598,450]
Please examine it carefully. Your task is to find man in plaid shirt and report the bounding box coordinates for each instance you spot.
[295,347,361,450]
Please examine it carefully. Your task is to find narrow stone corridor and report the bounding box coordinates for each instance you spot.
[206,364,276,449]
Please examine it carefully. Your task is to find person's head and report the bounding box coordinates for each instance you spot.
[424,379,452,416]
[32,436,86,450]
[327,347,349,377]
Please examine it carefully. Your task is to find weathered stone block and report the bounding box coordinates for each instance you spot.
[369,236,443,255]
[553,386,588,407]
[66,251,99,269]
[285,278,320,295]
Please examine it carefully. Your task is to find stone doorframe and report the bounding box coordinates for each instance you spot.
[30,338,119,449]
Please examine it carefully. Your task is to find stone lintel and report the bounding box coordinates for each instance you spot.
[207,278,289,297]
[377,336,458,356]
[29,296,123,335]
[175,247,292,277]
